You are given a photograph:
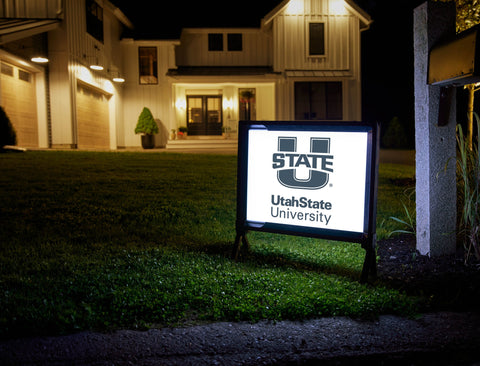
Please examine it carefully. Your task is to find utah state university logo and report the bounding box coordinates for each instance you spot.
[272,137,333,190]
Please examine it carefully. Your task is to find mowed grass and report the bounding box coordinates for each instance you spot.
[0,151,416,338]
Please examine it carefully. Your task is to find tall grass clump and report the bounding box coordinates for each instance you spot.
[456,113,480,263]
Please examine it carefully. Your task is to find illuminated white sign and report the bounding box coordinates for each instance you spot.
[235,121,379,281]
[246,129,368,233]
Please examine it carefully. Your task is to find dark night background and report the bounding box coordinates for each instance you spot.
[112,0,474,147]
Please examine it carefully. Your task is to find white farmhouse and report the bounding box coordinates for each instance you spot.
[0,0,371,150]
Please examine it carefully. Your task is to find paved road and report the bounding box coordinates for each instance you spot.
[1,312,479,365]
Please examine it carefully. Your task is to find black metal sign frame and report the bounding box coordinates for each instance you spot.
[233,121,380,282]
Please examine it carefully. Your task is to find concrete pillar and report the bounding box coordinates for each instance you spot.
[414,1,457,256]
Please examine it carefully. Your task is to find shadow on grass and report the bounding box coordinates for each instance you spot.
[195,239,363,282]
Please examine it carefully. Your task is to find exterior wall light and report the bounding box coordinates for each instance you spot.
[31,56,49,63]
[90,63,104,71]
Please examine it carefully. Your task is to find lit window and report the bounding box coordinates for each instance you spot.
[138,47,158,85]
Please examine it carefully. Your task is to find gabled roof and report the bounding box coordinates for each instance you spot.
[262,0,372,30]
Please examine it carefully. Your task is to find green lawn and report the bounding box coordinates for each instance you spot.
[0,151,416,338]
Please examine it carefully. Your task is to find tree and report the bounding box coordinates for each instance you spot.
[434,0,480,149]
[134,107,159,135]
[433,0,480,32]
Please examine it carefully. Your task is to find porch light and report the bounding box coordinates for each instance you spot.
[223,98,233,110]
[175,98,186,110]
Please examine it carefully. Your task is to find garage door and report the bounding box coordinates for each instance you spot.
[76,83,110,149]
[0,61,38,147]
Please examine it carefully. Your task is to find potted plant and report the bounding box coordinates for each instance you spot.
[135,107,159,149]
[178,126,188,139]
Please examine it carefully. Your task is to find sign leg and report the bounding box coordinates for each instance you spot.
[360,238,377,283]
[232,232,250,261]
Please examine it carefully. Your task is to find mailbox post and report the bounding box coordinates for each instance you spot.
[415,2,480,258]
[414,1,457,257]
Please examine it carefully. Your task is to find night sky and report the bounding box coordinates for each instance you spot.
[112,0,431,141]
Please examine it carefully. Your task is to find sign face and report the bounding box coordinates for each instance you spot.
[236,121,379,244]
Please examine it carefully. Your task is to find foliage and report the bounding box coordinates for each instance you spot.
[456,115,480,262]
[134,107,159,135]
[382,116,409,149]
[0,106,16,147]
[0,152,419,338]
[434,0,480,32]
[388,187,416,237]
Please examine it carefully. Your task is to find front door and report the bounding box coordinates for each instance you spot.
[187,95,222,136]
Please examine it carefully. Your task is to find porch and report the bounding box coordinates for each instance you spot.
[166,137,238,154]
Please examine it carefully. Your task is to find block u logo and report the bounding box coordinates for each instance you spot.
[276,137,331,190]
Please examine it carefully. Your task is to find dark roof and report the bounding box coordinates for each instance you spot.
[167,66,278,77]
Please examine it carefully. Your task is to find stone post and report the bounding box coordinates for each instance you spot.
[414,1,457,256]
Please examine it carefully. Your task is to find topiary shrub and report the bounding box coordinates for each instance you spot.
[135,107,159,135]
[0,106,16,148]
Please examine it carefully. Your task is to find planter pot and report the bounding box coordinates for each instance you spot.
[141,134,155,149]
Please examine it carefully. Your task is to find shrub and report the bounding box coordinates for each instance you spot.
[134,107,159,135]
[382,116,408,149]
[456,114,480,263]
[0,106,16,147]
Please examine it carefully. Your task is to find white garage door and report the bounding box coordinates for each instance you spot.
[76,83,110,149]
[0,61,38,147]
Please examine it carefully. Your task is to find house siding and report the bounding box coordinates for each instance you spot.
[176,28,272,67]
[120,40,178,147]
[270,0,364,121]
[0,0,370,149]
[48,0,125,149]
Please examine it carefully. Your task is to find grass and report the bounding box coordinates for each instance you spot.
[0,151,416,338]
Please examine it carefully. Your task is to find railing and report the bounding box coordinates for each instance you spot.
[0,0,63,19]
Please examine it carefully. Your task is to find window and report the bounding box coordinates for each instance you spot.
[86,0,103,42]
[208,33,223,51]
[1,62,13,77]
[228,33,243,51]
[18,69,31,83]
[239,89,256,121]
[138,47,158,84]
[309,23,325,56]
[295,82,342,120]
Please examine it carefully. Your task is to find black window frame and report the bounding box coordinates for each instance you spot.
[308,22,325,56]
[227,33,243,51]
[86,0,104,43]
[294,81,343,121]
[208,33,224,51]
